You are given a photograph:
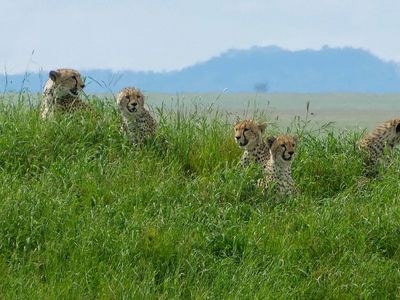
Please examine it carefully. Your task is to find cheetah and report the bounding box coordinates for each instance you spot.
[116,87,157,145]
[258,135,298,195]
[40,69,87,119]
[358,119,400,176]
[234,119,270,168]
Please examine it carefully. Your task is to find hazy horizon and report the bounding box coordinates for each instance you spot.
[1,45,398,76]
[2,0,400,74]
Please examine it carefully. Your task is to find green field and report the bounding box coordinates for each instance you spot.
[0,93,399,298]
[146,93,400,129]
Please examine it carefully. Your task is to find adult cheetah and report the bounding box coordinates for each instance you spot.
[40,69,87,119]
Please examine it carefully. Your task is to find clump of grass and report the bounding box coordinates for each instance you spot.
[294,130,365,198]
[0,95,399,298]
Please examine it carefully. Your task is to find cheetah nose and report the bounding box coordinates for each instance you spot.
[288,151,294,155]
[235,136,240,140]
[132,102,137,106]
[81,84,85,88]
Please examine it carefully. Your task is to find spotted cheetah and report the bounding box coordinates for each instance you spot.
[234,119,270,168]
[358,118,400,176]
[40,69,87,119]
[116,87,157,145]
[258,135,298,195]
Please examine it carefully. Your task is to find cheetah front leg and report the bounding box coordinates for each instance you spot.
[239,151,251,167]
[362,150,379,177]
[40,96,54,119]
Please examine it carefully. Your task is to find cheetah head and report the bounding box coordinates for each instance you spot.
[48,69,85,97]
[116,87,145,114]
[389,119,400,146]
[267,135,298,163]
[234,119,267,150]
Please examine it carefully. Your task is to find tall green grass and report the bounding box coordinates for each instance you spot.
[0,94,399,298]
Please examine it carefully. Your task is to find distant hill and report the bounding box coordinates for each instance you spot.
[2,46,400,93]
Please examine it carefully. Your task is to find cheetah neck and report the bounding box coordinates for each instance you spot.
[246,140,268,153]
[267,157,292,174]
[56,94,80,105]
[45,83,79,105]
[264,157,294,194]
[120,109,147,123]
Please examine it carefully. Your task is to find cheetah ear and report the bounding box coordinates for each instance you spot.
[396,123,400,133]
[267,136,276,148]
[233,116,241,126]
[138,91,145,101]
[49,70,59,82]
[258,123,267,133]
[138,95,145,106]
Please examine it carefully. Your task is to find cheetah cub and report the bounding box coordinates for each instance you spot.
[358,119,400,177]
[258,135,298,195]
[116,87,157,145]
[234,119,270,169]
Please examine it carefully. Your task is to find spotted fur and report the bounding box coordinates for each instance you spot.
[358,119,400,176]
[116,87,157,145]
[234,119,270,168]
[259,135,298,195]
[40,69,87,119]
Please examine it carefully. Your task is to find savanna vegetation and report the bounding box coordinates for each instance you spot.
[0,93,399,298]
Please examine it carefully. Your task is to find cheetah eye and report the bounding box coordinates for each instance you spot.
[243,128,249,132]
[281,144,285,147]
[125,95,130,100]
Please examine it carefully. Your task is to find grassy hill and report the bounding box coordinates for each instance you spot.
[0,94,399,298]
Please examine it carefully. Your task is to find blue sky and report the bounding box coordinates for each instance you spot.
[1,0,399,74]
